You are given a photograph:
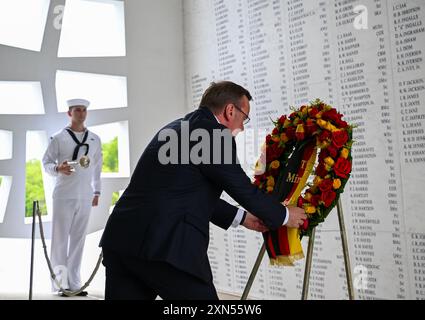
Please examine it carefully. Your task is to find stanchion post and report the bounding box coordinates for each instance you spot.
[301,229,315,300]
[29,200,38,300]
[241,243,266,300]
[337,198,355,300]
[243,198,355,300]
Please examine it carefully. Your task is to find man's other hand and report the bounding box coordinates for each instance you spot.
[242,212,269,232]
[285,205,307,229]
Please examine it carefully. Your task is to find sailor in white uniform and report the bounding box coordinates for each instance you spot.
[42,98,102,296]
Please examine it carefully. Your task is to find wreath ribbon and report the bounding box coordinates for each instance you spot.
[265,141,317,266]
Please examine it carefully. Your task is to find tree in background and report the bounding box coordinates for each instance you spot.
[25,160,47,217]
[111,191,119,206]
[102,137,118,172]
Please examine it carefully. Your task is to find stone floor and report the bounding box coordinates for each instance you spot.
[0,231,242,300]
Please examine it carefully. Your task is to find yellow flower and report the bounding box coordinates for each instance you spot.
[305,206,316,214]
[280,133,289,143]
[266,186,274,193]
[333,179,342,189]
[296,123,305,133]
[270,160,280,170]
[283,119,291,128]
[317,140,330,149]
[325,122,335,131]
[323,104,332,111]
[325,164,332,171]
[313,176,322,186]
[317,119,327,128]
[304,192,313,202]
[324,157,335,167]
[316,111,323,119]
[340,148,349,159]
[266,176,275,187]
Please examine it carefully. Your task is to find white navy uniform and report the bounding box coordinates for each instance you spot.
[43,127,102,291]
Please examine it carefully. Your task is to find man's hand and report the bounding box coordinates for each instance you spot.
[92,195,99,207]
[285,205,307,228]
[57,161,73,176]
[242,212,269,232]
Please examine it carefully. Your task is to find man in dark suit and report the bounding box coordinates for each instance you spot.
[100,81,307,299]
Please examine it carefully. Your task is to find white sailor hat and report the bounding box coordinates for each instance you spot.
[67,98,90,109]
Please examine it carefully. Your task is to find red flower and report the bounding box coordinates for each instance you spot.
[285,126,296,140]
[327,144,338,158]
[289,112,297,119]
[272,143,284,158]
[254,173,265,182]
[336,119,348,128]
[305,122,319,136]
[309,108,319,118]
[318,130,331,142]
[266,146,275,161]
[321,190,336,207]
[315,163,328,177]
[266,142,283,161]
[266,134,272,144]
[322,108,342,123]
[310,195,320,206]
[334,157,351,179]
[318,149,330,162]
[278,115,287,125]
[272,127,279,135]
[297,196,304,207]
[319,179,333,192]
[332,130,349,149]
[295,124,305,141]
[301,219,309,231]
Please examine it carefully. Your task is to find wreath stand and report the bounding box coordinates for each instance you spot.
[241,198,355,300]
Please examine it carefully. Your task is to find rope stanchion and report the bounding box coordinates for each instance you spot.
[32,200,103,297]
[29,201,37,300]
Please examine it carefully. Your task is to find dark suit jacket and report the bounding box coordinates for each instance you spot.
[100,107,286,282]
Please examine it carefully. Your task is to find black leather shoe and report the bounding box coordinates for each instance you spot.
[60,290,88,297]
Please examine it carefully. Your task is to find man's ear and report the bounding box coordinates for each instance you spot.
[67,109,72,117]
[223,104,233,121]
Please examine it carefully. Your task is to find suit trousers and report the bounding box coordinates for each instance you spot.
[102,249,219,300]
[51,198,92,291]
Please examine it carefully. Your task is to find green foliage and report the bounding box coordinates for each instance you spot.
[111,191,119,206]
[102,137,119,173]
[25,160,47,217]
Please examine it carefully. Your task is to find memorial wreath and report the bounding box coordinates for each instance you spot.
[253,99,354,266]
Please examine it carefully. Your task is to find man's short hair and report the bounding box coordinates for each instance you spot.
[199,81,252,114]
